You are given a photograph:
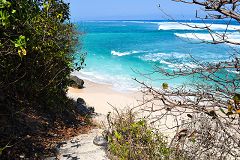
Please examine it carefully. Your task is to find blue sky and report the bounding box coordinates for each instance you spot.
[65,0,199,21]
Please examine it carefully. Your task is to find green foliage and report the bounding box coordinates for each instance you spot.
[0,0,84,112]
[0,1,85,157]
[233,93,240,104]
[13,35,27,58]
[162,83,169,90]
[107,110,174,160]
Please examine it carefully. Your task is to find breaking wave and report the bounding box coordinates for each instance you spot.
[158,22,240,31]
[174,32,240,44]
[139,52,199,69]
[71,71,140,92]
[111,50,144,56]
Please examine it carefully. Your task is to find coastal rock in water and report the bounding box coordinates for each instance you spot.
[69,75,84,89]
[93,136,107,146]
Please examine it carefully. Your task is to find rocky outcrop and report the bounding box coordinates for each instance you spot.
[69,75,84,89]
[75,98,94,116]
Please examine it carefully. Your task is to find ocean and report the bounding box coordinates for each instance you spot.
[72,20,239,91]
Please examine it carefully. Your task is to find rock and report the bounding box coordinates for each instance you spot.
[88,106,95,113]
[58,129,109,160]
[54,146,60,154]
[63,154,72,158]
[76,98,95,116]
[57,141,67,148]
[76,103,90,115]
[93,136,107,146]
[77,98,86,105]
[71,154,77,158]
[70,139,80,144]
[69,75,84,89]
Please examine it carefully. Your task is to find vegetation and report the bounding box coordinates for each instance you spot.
[107,109,186,160]
[0,0,86,159]
[107,1,240,159]
[133,0,240,159]
[0,0,84,112]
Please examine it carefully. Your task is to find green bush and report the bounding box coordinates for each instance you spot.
[107,109,173,160]
[0,0,84,113]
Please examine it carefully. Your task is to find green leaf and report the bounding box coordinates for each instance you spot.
[137,120,145,126]
[114,131,122,141]
[219,108,226,114]
[0,10,10,27]
[14,35,26,48]
[233,93,240,104]
[17,48,27,58]
[190,138,196,143]
[0,0,11,8]
[162,83,169,90]
[57,13,63,19]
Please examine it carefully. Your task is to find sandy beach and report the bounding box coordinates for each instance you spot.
[67,79,180,138]
[67,80,142,115]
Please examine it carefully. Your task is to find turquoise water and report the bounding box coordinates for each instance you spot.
[73,20,239,91]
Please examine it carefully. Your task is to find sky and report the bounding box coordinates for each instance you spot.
[65,0,199,21]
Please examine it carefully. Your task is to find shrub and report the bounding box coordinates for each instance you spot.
[0,0,84,113]
[107,109,177,160]
[0,1,85,157]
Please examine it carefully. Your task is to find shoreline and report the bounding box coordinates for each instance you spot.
[67,79,142,115]
[67,78,181,140]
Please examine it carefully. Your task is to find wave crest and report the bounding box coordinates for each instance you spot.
[174,32,240,44]
[111,50,143,57]
[158,22,240,31]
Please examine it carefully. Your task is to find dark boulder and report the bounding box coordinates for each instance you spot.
[77,97,86,105]
[69,76,84,89]
[76,98,94,116]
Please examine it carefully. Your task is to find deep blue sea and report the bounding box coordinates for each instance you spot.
[72,20,240,91]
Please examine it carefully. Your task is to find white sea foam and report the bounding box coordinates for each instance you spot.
[111,50,144,57]
[71,71,140,92]
[158,22,240,31]
[140,52,199,69]
[226,69,239,74]
[159,60,172,65]
[174,32,240,44]
[140,52,190,61]
[161,61,199,69]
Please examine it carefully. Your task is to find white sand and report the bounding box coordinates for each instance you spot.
[67,80,141,115]
[64,80,143,160]
[62,79,192,160]
[67,79,185,141]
